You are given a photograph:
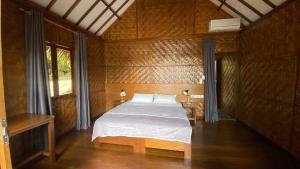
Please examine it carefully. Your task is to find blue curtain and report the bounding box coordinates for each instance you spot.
[25,10,52,150]
[26,10,52,116]
[74,32,91,130]
[203,38,219,123]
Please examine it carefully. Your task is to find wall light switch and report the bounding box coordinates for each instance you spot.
[191,95,204,99]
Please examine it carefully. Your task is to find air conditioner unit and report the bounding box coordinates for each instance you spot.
[209,18,241,32]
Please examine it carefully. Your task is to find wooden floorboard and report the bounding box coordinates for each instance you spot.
[24,121,299,169]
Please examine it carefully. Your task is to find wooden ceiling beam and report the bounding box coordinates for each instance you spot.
[100,0,120,19]
[217,0,252,24]
[86,0,117,31]
[262,0,276,9]
[46,0,57,11]
[76,0,100,26]
[238,0,263,17]
[218,0,226,11]
[18,0,102,39]
[63,0,81,19]
[245,0,295,29]
[95,0,129,35]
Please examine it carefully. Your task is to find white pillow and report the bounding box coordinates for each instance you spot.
[153,94,177,104]
[131,93,154,103]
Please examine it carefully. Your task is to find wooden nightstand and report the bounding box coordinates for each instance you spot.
[181,102,203,124]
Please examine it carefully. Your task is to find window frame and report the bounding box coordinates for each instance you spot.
[46,42,75,98]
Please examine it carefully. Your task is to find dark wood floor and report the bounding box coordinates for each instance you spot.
[26,120,299,169]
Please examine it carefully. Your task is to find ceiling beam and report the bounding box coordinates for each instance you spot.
[238,0,264,17]
[246,0,295,29]
[217,0,252,24]
[46,0,57,11]
[76,0,100,26]
[218,0,226,11]
[262,0,276,9]
[18,0,101,39]
[63,0,81,19]
[100,0,120,19]
[95,0,129,35]
[86,0,117,31]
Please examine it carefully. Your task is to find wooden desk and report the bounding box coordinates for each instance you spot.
[7,114,55,168]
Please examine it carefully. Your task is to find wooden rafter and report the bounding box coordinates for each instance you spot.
[63,0,81,19]
[76,0,100,26]
[95,0,129,35]
[217,0,252,24]
[100,0,120,19]
[18,0,101,39]
[238,0,263,17]
[246,0,295,29]
[46,0,57,11]
[218,0,226,11]
[86,0,117,31]
[262,0,276,8]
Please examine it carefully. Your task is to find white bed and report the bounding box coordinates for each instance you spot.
[92,101,192,144]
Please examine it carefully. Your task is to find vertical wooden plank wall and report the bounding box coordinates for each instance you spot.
[238,1,300,159]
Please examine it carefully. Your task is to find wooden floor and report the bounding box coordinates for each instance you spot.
[26,120,299,169]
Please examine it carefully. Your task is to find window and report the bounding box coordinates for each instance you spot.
[46,43,73,97]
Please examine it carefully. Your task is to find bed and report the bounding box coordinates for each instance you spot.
[92,95,192,159]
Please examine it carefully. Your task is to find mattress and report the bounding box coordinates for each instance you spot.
[92,102,192,144]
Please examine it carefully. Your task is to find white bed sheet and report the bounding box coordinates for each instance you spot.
[92,102,192,144]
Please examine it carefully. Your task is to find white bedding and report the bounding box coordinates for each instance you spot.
[92,102,192,144]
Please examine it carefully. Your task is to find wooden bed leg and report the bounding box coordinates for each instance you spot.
[133,139,145,154]
[184,144,191,160]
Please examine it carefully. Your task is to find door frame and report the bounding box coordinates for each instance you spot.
[0,0,13,168]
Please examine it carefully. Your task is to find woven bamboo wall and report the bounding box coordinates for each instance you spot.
[103,0,237,110]
[87,36,106,118]
[239,1,300,159]
[2,0,27,117]
[102,0,231,40]
[217,53,239,117]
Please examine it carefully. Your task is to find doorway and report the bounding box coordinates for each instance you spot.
[216,52,239,120]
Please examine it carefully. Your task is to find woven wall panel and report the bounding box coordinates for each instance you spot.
[90,91,106,118]
[101,3,137,40]
[137,0,193,38]
[45,22,73,47]
[105,38,202,66]
[194,0,231,34]
[87,36,107,116]
[239,1,299,155]
[218,53,239,116]
[2,0,27,117]
[52,96,77,136]
[107,66,203,84]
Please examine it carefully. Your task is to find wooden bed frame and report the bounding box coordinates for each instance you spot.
[94,136,191,159]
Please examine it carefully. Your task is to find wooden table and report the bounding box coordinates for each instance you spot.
[181,102,203,124]
[7,114,55,168]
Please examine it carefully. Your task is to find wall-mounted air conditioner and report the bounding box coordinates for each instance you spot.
[209,18,241,32]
